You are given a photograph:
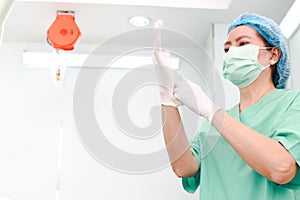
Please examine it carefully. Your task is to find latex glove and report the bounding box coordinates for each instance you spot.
[174,78,221,122]
[153,19,180,107]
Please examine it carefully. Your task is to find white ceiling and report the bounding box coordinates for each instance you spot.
[15,0,234,9]
[3,0,295,46]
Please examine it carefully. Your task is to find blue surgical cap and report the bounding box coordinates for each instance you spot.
[228,13,290,89]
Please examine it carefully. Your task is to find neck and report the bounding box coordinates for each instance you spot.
[239,77,276,112]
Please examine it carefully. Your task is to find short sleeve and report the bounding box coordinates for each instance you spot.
[272,93,300,189]
[182,169,200,193]
[181,122,210,193]
[181,139,201,193]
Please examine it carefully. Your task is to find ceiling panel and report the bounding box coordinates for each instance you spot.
[16,0,233,9]
[3,0,295,46]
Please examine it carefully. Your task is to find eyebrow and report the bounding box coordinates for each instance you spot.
[223,35,253,46]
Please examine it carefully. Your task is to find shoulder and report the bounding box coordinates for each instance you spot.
[278,89,300,105]
[278,89,300,96]
[265,89,300,114]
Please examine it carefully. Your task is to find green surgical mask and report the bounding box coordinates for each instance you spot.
[222,45,271,88]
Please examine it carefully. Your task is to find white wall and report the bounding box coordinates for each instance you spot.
[0,43,199,200]
[204,24,213,60]
[0,43,59,200]
[288,25,300,89]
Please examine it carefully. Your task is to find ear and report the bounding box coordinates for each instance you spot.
[270,47,281,65]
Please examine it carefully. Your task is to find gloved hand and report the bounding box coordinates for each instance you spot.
[153,19,180,107]
[174,78,221,122]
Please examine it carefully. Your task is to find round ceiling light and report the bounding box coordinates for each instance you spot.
[129,16,150,27]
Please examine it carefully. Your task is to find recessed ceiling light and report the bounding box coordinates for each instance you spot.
[129,16,150,27]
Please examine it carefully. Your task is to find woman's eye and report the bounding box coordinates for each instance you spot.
[224,47,229,53]
[239,41,249,46]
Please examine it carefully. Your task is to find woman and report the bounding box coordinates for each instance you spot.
[154,13,300,199]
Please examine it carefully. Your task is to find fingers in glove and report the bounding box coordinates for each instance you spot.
[152,19,173,68]
[153,19,163,51]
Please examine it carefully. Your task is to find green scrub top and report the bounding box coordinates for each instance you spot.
[182,89,300,200]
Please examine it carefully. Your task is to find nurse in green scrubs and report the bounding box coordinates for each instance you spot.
[154,13,300,200]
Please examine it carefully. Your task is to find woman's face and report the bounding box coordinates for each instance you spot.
[224,25,273,67]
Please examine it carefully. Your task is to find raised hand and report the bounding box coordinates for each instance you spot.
[153,19,180,107]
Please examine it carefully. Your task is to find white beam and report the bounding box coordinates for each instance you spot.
[16,0,232,9]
